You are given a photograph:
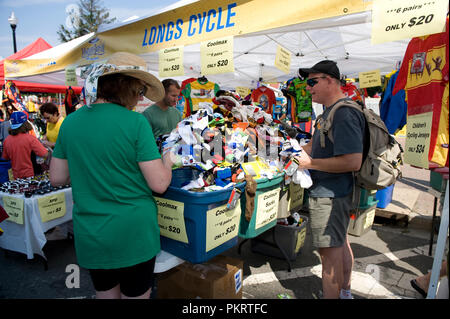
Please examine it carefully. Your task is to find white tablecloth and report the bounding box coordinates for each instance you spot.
[0,188,73,259]
[0,187,185,270]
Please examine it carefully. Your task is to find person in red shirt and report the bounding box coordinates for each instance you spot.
[1,111,48,179]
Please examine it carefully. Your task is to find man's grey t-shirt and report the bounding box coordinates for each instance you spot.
[308,98,366,198]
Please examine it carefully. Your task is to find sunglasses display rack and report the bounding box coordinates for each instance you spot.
[0,174,70,198]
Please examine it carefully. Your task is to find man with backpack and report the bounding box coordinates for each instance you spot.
[295,60,366,299]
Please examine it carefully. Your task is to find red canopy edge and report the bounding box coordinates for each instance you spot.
[1,37,82,94]
[10,81,82,94]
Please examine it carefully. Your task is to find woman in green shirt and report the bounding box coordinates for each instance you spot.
[50,52,174,299]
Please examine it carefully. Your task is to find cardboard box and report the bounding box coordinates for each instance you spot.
[157,255,243,299]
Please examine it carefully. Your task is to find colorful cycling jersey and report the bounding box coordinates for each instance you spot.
[251,86,276,115]
[341,82,364,104]
[182,79,220,114]
[285,77,312,122]
[393,18,449,167]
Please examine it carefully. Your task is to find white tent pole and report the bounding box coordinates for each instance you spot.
[233,39,273,60]
[300,35,370,56]
[298,32,304,56]
[265,35,297,56]
[303,31,326,57]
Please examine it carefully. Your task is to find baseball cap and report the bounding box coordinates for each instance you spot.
[298,60,340,80]
[10,111,28,129]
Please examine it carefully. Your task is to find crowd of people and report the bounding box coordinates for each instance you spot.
[1,52,447,300]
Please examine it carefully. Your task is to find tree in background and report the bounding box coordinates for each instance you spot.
[57,0,116,42]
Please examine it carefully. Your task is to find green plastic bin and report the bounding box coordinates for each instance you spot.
[430,170,446,192]
[238,173,284,239]
[359,188,377,208]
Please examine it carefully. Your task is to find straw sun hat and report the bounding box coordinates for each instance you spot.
[81,52,165,105]
[96,52,165,102]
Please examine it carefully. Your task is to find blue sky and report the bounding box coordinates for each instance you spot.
[0,0,183,60]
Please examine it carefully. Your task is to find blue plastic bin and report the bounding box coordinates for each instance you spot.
[0,160,11,185]
[375,184,394,209]
[155,167,246,264]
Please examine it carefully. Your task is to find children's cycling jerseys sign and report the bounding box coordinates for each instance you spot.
[405,110,433,168]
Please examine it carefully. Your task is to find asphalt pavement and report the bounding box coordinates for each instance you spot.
[0,217,438,300]
[0,139,447,300]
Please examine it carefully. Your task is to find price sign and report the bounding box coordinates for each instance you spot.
[155,197,188,243]
[235,86,251,98]
[2,196,24,225]
[255,188,280,230]
[38,192,66,223]
[65,67,78,86]
[200,36,234,75]
[364,210,376,230]
[404,110,433,168]
[159,46,184,77]
[274,45,291,74]
[372,0,448,44]
[205,201,241,252]
[288,183,304,211]
[295,227,307,253]
[359,70,381,88]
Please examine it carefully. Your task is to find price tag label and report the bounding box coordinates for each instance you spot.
[255,188,280,230]
[159,46,184,77]
[359,70,381,88]
[364,209,376,229]
[201,36,234,75]
[2,196,24,225]
[205,201,241,252]
[274,45,291,74]
[235,86,251,98]
[38,192,66,223]
[404,110,433,168]
[65,67,78,86]
[288,183,304,211]
[371,0,448,44]
[295,227,307,253]
[155,197,188,243]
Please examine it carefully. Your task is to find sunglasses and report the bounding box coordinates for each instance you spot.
[138,86,148,97]
[306,76,327,87]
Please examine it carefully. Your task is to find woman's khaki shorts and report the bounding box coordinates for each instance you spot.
[308,193,352,248]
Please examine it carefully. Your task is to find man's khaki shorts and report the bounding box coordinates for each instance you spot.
[308,193,353,248]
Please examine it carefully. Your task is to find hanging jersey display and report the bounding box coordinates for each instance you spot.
[251,86,276,115]
[180,77,197,117]
[176,95,186,117]
[379,70,407,134]
[64,86,79,116]
[341,82,364,104]
[182,79,220,115]
[285,77,312,122]
[272,97,287,121]
[285,94,297,123]
[3,81,28,113]
[393,18,449,167]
